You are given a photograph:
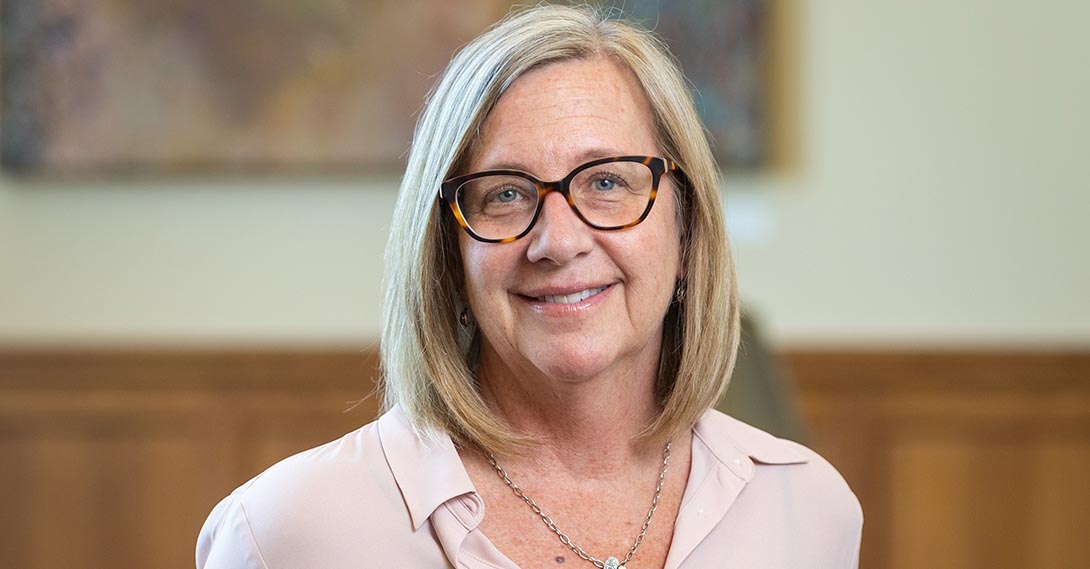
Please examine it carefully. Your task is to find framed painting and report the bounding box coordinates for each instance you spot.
[1,0,767,174]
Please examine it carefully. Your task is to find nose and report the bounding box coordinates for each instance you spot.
[525,191,594,265]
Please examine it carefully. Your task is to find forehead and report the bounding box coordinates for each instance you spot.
[469,56,660,174]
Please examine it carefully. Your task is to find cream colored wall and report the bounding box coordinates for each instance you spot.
[0,176,398,347]
[1,1,1088,349]
[729,0,1090,347]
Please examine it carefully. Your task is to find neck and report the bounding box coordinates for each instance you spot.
[476,348,665,479]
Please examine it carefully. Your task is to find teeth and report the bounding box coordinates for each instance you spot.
[538,286,607,304]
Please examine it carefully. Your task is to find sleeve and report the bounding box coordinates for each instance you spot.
[804,447,864,569]
[840,490,864,569]
[195,495,270,569]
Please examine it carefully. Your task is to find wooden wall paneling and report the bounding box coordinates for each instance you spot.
[887,437,975,569]
[977,437,1035,569]
[788,350,1090,569]
[0,410,228,568]
[1031,441,1090,568]
[2,349,1088,569]
[0,350,381,569]
[795,368,892,569]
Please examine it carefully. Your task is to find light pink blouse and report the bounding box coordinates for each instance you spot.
[197,407,862,568]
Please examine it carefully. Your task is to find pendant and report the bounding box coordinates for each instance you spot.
[604,557,624,569]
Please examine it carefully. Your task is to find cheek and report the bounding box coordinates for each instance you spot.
[459,239,485,299]
[459,238,516,308]
[458,235,486,307]
[647,192,686,282]
[617,234,681,307]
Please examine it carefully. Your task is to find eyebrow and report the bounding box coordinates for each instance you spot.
[478,147,633,174]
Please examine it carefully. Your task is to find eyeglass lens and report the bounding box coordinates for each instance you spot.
[454,160,655,241]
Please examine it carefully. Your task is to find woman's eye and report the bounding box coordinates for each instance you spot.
[496,189,519,203]
[593,178,616,191]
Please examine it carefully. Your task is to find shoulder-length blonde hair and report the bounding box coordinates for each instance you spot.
[381,3,739,455]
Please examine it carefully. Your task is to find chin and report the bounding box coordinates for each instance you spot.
[528,342,619,383]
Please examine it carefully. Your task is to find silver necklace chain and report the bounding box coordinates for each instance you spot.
[486,442,671,569]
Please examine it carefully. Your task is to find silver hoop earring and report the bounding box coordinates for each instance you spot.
[459,306,473,327]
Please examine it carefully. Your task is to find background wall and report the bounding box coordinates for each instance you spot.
[2,0,1089,350]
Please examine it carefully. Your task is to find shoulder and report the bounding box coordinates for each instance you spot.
[698,409,813,465]
[196,418,413,568]
[697,409,864,531]
[683,410,863,567]
[231,419,396,505]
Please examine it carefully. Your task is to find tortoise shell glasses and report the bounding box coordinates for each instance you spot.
[438,156,681,243]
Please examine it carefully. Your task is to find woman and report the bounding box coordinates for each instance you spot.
[197,5,861,568]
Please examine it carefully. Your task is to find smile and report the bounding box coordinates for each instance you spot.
[534,285,609,304]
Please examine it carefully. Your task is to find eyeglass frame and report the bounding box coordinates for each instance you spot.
[438,155,681,244]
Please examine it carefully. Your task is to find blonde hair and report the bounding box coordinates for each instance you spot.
[381,4,740,455]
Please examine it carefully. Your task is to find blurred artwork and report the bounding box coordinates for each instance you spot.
[611,0,767,167]
[1,0,766,174]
